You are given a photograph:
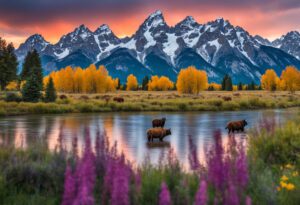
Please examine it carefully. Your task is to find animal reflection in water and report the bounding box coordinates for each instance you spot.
[146,141,170,148]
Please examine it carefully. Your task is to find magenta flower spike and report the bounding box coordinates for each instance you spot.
[159,182,171,205]
[195,180,208,205]
[62,164,76,205]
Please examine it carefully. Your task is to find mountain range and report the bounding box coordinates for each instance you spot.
[14,10,300,84]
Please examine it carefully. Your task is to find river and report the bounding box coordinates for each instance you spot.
[0,109,297,167]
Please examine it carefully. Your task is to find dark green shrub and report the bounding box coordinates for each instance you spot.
[5,92,22,102]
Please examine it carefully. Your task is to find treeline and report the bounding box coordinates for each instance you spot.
[43,65,118,93]
[261,67,300,92]
[1,35,300,99]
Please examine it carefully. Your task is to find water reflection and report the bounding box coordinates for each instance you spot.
[0,109,297,166]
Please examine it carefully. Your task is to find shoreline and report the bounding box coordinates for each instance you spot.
[0,90,299,116]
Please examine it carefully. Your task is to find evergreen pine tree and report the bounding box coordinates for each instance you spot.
[116,78,121,90]
[238,82,243,90]
[44,77,57,102]
[221,74,228,90]
[246,81,255,90]
[0,38,18,90]
[142,76,149,90]
[208,85,215,91]
[22,72,42,102]
[222,75,233,91]
[21,49,43,86]
[21,51,32,81]
[225,76,233,91]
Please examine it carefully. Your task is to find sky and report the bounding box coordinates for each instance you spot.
[0,0,299,47]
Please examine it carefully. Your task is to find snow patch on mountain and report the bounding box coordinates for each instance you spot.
[163,33,179,64]
[55,48,70,59]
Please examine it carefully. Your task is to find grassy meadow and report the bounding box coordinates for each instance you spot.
[0,90,299,116]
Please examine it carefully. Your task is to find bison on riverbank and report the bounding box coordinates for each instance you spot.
[152,118,166,128]
[225,120,248,133]
[113,97,124,103]
[147,128,171,142]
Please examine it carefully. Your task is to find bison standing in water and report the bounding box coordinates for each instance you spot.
[226,120,248,133]
[147,128,171,142]
[152,118,166,128]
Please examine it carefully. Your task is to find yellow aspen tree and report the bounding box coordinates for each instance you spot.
[208,83,221,91]
[261,69,280,91]
[73,67,84,93]
[105,76,117,92]
[157,76,174,91]
[126,74,138,91]
[148,76,159,91]
[83,64,98,93]
[96,65,109,93]
[280,66,300,93]
[64,66,75,93]
[5,81,18,91]
[177,66,208,94]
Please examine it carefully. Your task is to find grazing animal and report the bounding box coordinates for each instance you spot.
[147,128,171,142]
[222,96,232,101]
[225,120,248,133]
[59,94,67,100]
[113,97,124,103]
[152,118,166,128]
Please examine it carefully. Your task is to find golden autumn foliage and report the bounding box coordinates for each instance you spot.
[208,83,221,91]
[44,65,117,93]
[148,76,174,91]
[176,66,208,94]
[279,66,300,93]
[126,74,138,91]
[261,69,280,91]
[5,81,18,91]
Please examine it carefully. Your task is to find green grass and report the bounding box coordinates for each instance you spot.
[0,91,299,116]
[247,117,300,205]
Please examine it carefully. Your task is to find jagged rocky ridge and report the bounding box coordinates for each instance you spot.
[15,10,300,83]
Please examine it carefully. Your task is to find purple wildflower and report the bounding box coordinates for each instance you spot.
[225,183,239,205]
[235,144,248,188]
[195,180,208,205]
[207,131,226,192]
[245,196,252,205]
[111,160,130,205]
[73,179,94,205]
[188,136,200,171]
[73,131,96,204]
[62,164,76,205]
[159,182,171,205]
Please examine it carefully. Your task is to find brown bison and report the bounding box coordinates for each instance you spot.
[113,97,124,103]
[152,117,166,128]
[147,128,171,142]
[225,120,248,133]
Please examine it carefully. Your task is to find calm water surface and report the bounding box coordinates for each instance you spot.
[0,109,297,166]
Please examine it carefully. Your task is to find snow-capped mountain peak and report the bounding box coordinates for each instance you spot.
[15,34,49,61]
[71,24,92,40]
[94,24,112,35]
[176,16,199,30]
[272,30,300,59]
[15,11,300,84]
[143,10,165,28]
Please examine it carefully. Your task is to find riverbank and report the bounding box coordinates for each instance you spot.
[0,116,299,204]
[0,91,299,116]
